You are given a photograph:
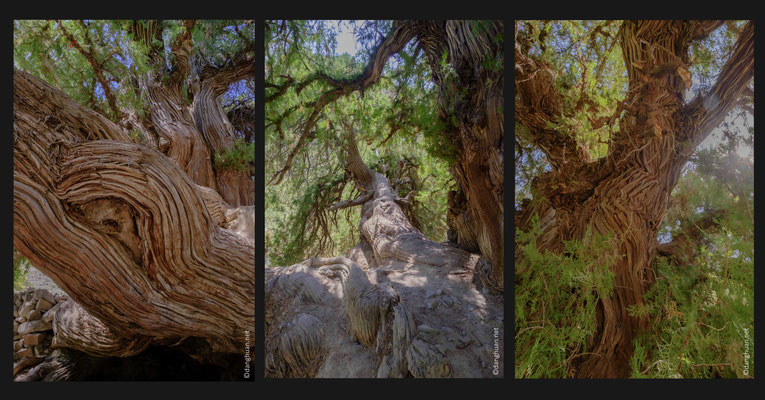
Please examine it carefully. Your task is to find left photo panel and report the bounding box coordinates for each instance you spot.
[12,20,255,381]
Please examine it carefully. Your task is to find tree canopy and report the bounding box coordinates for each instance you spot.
[14,20,255,174]
[16,22,251,120]
[265,20,457,265]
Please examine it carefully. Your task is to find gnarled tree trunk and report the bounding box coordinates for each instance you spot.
[133,19,255,208]
[142,80,218,190]
[515,20,753,378]
[416,21,505,292]
[191,75,255,207]
[265,128,503,378]
[13,68,255,377]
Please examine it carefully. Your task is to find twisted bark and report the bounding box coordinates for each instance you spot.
[143,80,218,190]
[192,79,255,206]
[265,128,503,378]
[514,20,754,378]
[417,21,505,292]
[51,300,152,358]
[14,69,254,359]
[137,20,255,207]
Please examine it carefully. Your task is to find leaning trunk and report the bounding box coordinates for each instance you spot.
[265,129,503,378]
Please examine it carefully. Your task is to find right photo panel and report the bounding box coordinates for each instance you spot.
[515,20,754,378]
[264,20,504,378]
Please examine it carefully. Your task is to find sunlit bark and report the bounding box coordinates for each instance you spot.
[265,128,503,378]
[14,69,254,370]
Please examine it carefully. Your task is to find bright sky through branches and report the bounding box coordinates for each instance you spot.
[325,20,361,56]
[699,112,753,159]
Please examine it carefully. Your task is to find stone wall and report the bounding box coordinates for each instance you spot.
[13,288,67,377]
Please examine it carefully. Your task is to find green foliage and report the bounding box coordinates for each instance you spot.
[630,237,753,378]
[417,104,457,163]
[515,216,619,378]
[14,20,253,123]
[265,20,456,265]
[13,250,30,291]
[370,152,452,240]
[128,128,146,143]
[267,173,349,266]
[632,130,754,379]
[214,138,254,172]
[192,20,255,70]
[515,20,628,181]
[15,20,135,119]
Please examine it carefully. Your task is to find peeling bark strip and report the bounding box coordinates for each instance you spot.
[266,129,503,378]
[514,20,754,378]
[14,69,255,355]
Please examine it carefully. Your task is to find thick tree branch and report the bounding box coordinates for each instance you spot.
[514,33,593,170]
[52,300,153,357]
[226,101,255,142]
[14,69,254,353]
[168,20,196,87]
[265,73,322,103]
[268,21,418,185]
[693,20,726,40]
[327,192,373,211]
[127,20,165,64]
[656,209,727,265]
[604,20,745,168]
[341,126,376,189]
[680,21,754,147]
[190,47,255,206]
[198,44,255,96]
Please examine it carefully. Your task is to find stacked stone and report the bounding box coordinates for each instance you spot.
[12,288,67,376]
